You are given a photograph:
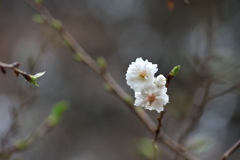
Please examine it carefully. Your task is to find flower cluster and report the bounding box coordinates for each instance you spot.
[126,57,169,113]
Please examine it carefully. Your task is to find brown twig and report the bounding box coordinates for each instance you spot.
[0,62,32,81]
[154,111,166,143]
[153,111,166,160]
[222,139,240,160]
[19,1,200,160]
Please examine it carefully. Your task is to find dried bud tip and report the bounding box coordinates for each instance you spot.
[1,67,6,74]
[12,62,20,68]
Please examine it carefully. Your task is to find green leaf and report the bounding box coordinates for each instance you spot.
[169,65,180,76]
[124,94,133,105]
[73,53,83,62]
[32,14,44,24]
[32,71,46,78]
[136,138,155,160]
[103,82,113,92]
[29,71,46,86]
[47,101,68,126]
[51,19,63,30]
[15,138,32,150]
[34,0,44,5]
[96,56,107,69]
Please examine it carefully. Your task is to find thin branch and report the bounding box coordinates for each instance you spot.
[154,111,166,143]
[20,1,200,160]
[208,83,240,101]
[222,139,240,160]
[0,62,32,81]
[153,111,166,160]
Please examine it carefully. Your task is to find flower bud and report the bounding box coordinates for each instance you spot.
[155,74,166,87]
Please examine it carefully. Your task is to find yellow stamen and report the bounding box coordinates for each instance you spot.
[138,71,147,80]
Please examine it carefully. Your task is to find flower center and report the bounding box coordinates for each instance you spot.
[147,94,156,105]
[138,71,147,80]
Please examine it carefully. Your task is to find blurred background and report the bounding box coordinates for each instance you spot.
[0,0,240,159]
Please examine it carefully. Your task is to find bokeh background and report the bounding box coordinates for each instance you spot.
[0,0,240,160]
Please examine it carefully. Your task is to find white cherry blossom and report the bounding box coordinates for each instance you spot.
[134,85,169,113]
[126,57,158,91]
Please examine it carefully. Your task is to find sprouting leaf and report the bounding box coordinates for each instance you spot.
[73,53,83,62]
[31,71,46,78]
[15,138,32,150]
[124,94,134,105]
[96,56,107,69]
[169,65,180,76]
[136,138,155,160]
[29,71,46,86]
[34,0,44,5]
[51,19,63,30]
[103,82,113,92]
[32,14,44,24]
[47,101,68,126]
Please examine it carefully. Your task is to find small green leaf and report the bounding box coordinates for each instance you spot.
[63,36,73,49]
[51,19,63,30]
[124,94,133,105]
[29,71,46,86]
[73,53,83,62]
[15,138,32,150]
[47,101,68,126]
[32,14,44,24]
[136,138,155,160]
[32,71,46,78]
[34,0,44,5]
[169,65,180,76]
[96,56,107,69]
[103,82,113,92]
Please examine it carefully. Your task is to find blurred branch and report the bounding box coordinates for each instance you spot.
[208,83,240,101]
[222,139,240,160]
[0,101,68,159]
[21,1,201,160]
